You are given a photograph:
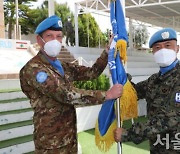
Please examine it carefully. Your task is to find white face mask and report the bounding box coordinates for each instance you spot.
[153,48,177,67]
[41,38,62,57]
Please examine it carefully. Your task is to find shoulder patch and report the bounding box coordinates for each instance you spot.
[175,93,180,103]
[36,71,48,83]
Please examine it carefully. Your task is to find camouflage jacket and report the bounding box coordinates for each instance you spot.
[122,61,180,154]
[19,50,108,153]
[64,21,73,33]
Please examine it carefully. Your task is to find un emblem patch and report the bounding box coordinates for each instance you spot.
[36,71,48,83]
[58,20,62,28]
[161,31,169,39]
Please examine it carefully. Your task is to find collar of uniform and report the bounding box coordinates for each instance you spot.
[38,50,51,64]
[158,60,179,81]
[38,50,64,77]
[160,59,179,75]
[48,58,64,76]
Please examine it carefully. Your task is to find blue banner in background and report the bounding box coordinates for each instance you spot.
[0,40,13,49]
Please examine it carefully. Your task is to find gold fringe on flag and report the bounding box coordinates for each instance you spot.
[95,119,117,152]
[119,80,138,121]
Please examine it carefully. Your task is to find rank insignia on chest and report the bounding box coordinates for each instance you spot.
[175,93,180,107]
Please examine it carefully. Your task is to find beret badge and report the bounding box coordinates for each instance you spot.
[161,31,170,40]
[58,20,63,28]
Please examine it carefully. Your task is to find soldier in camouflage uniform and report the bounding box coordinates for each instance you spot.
[20,15,123,154]
[64,17,74,46]
[114,28,180,154]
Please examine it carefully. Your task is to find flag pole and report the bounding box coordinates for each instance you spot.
[116,0,125,152]
[116,98,122,154]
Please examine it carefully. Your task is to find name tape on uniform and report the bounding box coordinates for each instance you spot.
[175,93,180,103]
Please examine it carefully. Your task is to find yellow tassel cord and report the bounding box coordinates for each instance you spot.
[119,80,138,121]
[95,119,117,152]
[114,39,127,64]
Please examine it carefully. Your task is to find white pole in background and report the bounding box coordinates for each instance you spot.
[15,0,19,39]
[48,0,55,17]
[74,3,79,47]
[0,0,5,38]
[129,17,133,55]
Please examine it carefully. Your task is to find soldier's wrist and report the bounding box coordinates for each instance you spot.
[105,45,110,53]
[121,129,128,142]
[105,90,111,100]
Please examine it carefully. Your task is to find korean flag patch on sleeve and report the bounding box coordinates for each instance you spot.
[175,92,180,103]
[36,71,48,83]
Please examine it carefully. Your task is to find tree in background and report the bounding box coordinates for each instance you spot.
[132,25,149,48]
[31,2,73,33]
[3,0,36,39]
[4,1,72,39]
[31,3,107,48]
[78,13,106,47]
[28,3,48,33]
[55,3,74,46]
[104,29,112,45]
[4,1,107,47]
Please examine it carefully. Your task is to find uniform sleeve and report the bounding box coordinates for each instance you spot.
[133,79,148,99]
[121,73,180,144]
[20,63,106,106]
[121,85,180,144]
[64,50,108,81]
[121,109,179,144]
[133,74,158,99]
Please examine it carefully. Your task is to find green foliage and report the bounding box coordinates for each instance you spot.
[3,1,107,47]
[132,25,149,48]
[3,0,36,38]
[28,7,48,32]
[104,29,111,41]
[26,2,73,35]
[73,74,110,91]
[3,1,72,38]
[55,3,73,31]
[27,2,72,34]
[78,13,107,47]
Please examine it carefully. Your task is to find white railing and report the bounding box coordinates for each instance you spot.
[71,57,94,67]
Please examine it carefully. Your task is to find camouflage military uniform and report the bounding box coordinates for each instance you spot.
[19,50,108,154]
[122,61,180,154]
[64,21,74,46]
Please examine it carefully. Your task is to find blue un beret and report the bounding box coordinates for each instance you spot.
[35,15,63,34]
[149,28,177,48]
